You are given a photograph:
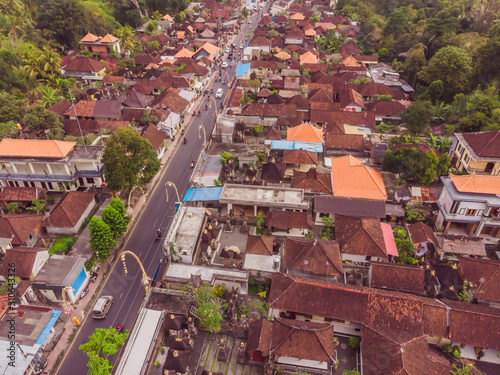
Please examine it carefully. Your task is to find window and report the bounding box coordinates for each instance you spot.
[450,201,460,214]
[86,177,94,184]
[464,154,470,164]
[466,209,477,216]
[457,144,464,155]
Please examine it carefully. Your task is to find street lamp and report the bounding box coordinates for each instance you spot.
[198,125,207,149]
[165,181,180,203]
[120,251,151,294]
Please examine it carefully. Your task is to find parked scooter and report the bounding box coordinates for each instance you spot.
[90,271,98,283]
[80,285,89,299]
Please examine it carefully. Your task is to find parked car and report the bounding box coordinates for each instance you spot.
[91,295,114,319]
[215,88,224,98]
[239,43,244,49]
[222,61,229,68]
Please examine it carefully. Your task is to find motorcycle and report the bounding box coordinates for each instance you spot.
[205,105,208,110]
[80,285,89,299]
[90,271,98,283]
[155,229,161,240]
[198,111,201,117]
[190,161,194,168]
[115,324,123,334]
[183,137,187,144]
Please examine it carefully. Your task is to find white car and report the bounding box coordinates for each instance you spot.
[225,47,230,54]
[240,43,244,49]
[221,61,229,68]
[215,88,223,99]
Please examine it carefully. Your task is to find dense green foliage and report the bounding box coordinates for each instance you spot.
[393,226,418,265]
[89,216,116,262]
[102,199,130,238]
[103,127,160,192]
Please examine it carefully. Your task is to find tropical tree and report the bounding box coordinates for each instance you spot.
[89,217,116,262]
[37,46,61,75]
[114,26,135,51]
[23,52,41,80]
[40,86,64,108]
[23,105,63,131]
[103,127,160,192]
[102,204,127,238]
[401,101,434,136]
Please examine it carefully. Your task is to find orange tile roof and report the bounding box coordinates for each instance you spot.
[177,31,185,39]
[287,124,324,143]
[163,14,173,21]
[300,51,318,65]
[342,55,359,67]
[304,28,317,36]
[80,33,98,42]
[0,139,75,158]
[275,51,291,60]
[100,33,119,43]
[331,155,387,200]
[290,12,305,20]
[450,174,500,195]
[63,100,96,117]
[198,42,220,56]
[175,48,195,58]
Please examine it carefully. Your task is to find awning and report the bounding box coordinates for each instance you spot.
[381,223,398,257]
[271,140,323,153]
[235,62,251,77]
[183,187,223,202]
[36,310,62,345]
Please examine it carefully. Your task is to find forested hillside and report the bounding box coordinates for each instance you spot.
[336,0,500,133]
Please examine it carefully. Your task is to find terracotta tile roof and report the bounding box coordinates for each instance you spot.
[366,100,405,116]
[246,235,274,256]
[309,101,341,112]
[445,299,500,350]
[340,88,365,109]
[0,214,44,245]
[123,89,152,108]
[300,51,318,65]
[174,48,195,58]
[357,82,394,97]
[310,110,376,126]
[266,211,312,230]
[287,124,324,143]
[64,56,106,72]
[64,100,96,117]
[308,87,334,103]
[240,103,297,117]
[458,256,500,304]
[248,36,272,47]
[461,131,500,158]
[270,318,336,362]
[250,60,278,70]
[0,187,45,203]
[283,150,318,165]
[371,263,426,294]
[63,119,128,136]
[0,247,47,279]
[80,33,98,42]
[151,89,190,114]
[325,133,366,151]
[286,95,310,110]
[247,319,273,354]
[436,233,486,256]
[0,139,75,158]
[265,128,282,140]
[45,192,95,228]
[361,326,451,375]
[331,155,387,200]
[290,12,305,20]
[324,122,345,135]
[338,41,361,55]
[449,174,500,195]
[335,215,387,257]
[48,99,72,116]
[423,304,449,338]
[100,33,119,43]
[196,42,220,56]
[92,100,121,119]
[134,54,162,66]
[284,238,342,276]
[292,168,332,194]
[142,124,166,150]
[407,222,438,247]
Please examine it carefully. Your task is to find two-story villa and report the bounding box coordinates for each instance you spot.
[0,139,105,192]
[450,131,500,176]
[435,174,500,240]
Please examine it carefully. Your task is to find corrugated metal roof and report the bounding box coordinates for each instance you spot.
[271,140,323,153]
[235,63,251,77]
[183,187,223,201]
[115,308,164,375]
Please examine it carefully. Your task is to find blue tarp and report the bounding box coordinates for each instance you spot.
[183,187,224,202]
[71,268,86,296]
[36,310,61,345]
[235,62,251,77]
[271,140,323,153]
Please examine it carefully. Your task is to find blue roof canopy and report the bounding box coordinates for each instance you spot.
[183,187,224,202]
[235,63,251,77]
[36,310,61,345]
[271,140,323,153]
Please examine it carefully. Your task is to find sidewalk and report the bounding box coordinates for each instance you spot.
[44,91,212,374]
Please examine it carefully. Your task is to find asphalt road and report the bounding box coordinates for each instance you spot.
[55,7,265,375]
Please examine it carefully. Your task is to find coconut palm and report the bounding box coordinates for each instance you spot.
[37,46,61,75]
[114,26,135,51]
[22,52,41,79]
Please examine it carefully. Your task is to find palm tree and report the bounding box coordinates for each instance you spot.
[37,46,61,75]
[12,65,37,90]
[115,26,135,51]
[22,52,41,79]
[40,86,63,108]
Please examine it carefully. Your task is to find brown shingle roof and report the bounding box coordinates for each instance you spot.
[64,100,96,117]
[461,131,500,158]
[0,214,44,245]
[266,211,312,230]
[63,119,128,136]
[292,168,332,194]
[142,124,166,150]
[335,215,387,258]
[371,263,426,294]
[45,192,95,228]
[0,187,45,203]
[270,318,336,363]
[284,238,342,276]
[361,326,451,375]
[64,56,106,72]
[325,133,366,151]
[151,89,190,114]
[247,319,273,354]
[248,36,272,47]
[366,101,406,116]
[407,222,438,247]
[0,247,47,279]
[458,256,500,304]
[436,234,486,257]
[47,99,72,116]
[357,82,394,97]
[283,150,318,165]
[260,162,286,183]
[310,110,375,126]
[246,235,274,256]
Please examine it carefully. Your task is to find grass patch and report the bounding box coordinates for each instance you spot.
[49,236,77,256]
